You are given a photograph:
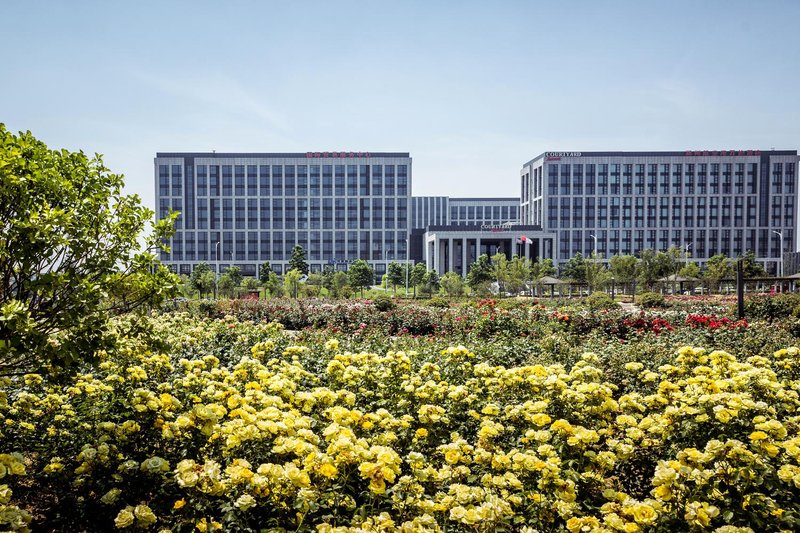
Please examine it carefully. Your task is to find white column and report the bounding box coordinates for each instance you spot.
[433,238,440,273]
[461,238,468,277]
[424,238,430,270]
[476,237,482,259]
[448,238,454,273]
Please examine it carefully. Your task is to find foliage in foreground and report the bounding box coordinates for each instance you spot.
[1,313,799,532]
[0,124,177,376]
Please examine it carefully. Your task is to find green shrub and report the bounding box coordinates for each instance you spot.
[427,296,451,309]
[372,294,396,312]
[637,292,666,308]
[746,293,800,321]
[585,291,617,310]
[495,298,529,311]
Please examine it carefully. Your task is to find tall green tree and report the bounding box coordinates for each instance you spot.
[258,262,273,284]
[738,250,767,278]
[561,252,587,283]
[224,265,243,287]
[284,268,303,298]
[410,262,427,299]
[467,254,494,293]
[531,258,556,280]
[491,252,511,295]
[0,124,177,374]
[530,258,556,296]
[241,277,260,294]
[190,263,213,297]
[585,252,611,292]
[610,255,638,293]
[678,261,701,279]
[348,260,374,297]
[264,271,283,297]
[387,262,405,295]
[637,249,673,289]
[420,269,441,295]
[289,245,309,275]
[217,272,236,298]
[331,271,350,298]
[704,254,733,291]
[440,271,465,298]
[506,256,531,295]
[197,270,217,299]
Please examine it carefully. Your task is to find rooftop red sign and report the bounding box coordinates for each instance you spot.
[684,150,761,156]
[306,151,370,158]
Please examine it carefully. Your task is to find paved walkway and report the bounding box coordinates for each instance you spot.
[618,302,640,314]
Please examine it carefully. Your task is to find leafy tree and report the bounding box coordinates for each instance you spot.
[190,263,213,297]
[440,271,465,298]
[637,249,673,289]
[467,254,494,292]
[348,260,374,297]
[665,246,683,276]
[491,252,510,295]
[289,245,309,275]
[264,271,283,297]
[284,268,303,298]
[410,263,427,299]
[738,250,767,278]
[258,262,273,284]
[303,283,321,298]
[678,261,701,279]
[306,273,324,288]
[506,256,531,295]
[224,265,243,287]
[241,277,260,293]
[531,258,555,280]
[197,270,217,299]
[704,254,733,291]
[217,272,236,298]
[387,262,405,295]
[561,252,587,283]
[321,265,335,294]
[177,274,197,298]
[585,252,611,292]
[531,258,556,296]
[331,271,350,298]
[610,255,638,294]
[610,255,638,284]
[420,269,441,295]
[0,124,177,375]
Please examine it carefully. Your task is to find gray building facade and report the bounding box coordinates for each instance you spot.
[521,150,799,274]
[155,152,411,277]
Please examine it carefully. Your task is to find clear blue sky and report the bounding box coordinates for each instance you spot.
[3,1,799,211]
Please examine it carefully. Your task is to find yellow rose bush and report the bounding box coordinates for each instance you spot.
[1,312,799,531]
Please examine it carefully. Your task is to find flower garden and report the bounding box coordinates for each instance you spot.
[3,296,800,532]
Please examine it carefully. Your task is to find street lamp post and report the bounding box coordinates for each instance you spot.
[405,234,410,298]
[214,241,221,299]
[773,230,784,290]
[589,234,598,258]
[588,234,598,293]
[681,243,693,295]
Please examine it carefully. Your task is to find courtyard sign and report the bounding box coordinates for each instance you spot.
[481,222,513,233]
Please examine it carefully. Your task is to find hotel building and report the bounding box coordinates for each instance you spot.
[520,150,798,274]
[155,152,411,277]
